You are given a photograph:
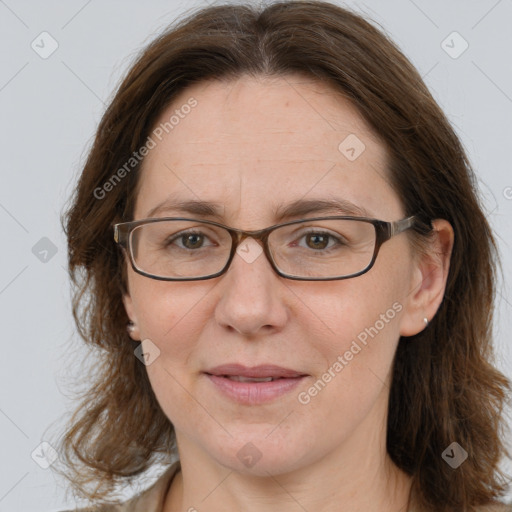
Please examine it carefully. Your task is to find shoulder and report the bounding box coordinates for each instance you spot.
[477,503,512,512]
[56,460,181,512]
[449,502,512,512]
[409,485,512,512]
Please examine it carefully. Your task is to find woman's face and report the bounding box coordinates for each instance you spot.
[123,75,425,475]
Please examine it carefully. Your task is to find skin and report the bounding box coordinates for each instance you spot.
[123,74,454,512]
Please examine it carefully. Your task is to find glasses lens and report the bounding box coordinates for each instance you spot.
[269,218,376,278]
[130,220,232,278]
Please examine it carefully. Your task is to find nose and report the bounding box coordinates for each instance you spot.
[214,237,289,336]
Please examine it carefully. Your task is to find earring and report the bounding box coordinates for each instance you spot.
[423,317,429,327]
[127,321,136,334]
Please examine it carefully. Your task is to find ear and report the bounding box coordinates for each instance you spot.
[399,219,454,337]
[122,291,141,340]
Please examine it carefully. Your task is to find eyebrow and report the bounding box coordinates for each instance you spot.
[145,196,372,223]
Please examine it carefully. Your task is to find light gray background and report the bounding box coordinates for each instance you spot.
[0,0,511,510]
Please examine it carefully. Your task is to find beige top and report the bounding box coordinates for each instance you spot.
[60,461,512,511]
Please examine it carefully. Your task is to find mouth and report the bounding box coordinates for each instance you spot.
[215,375,287,382]
[204,364,309,405]
[205,363,307,379]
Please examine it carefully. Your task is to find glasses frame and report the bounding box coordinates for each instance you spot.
[113,215,424,282]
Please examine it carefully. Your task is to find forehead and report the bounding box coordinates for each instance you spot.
[133,74,403,224]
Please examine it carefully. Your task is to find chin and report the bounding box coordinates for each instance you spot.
[207,429,315,477]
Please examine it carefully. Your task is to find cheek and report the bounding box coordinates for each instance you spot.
[294,268,405,353]
[293,269,407,406]
[133,281,208,429]
[131,275,210,341]
[292,310,402,448]
[129,278,217,405]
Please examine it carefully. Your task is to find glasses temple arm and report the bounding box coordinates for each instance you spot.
[389,215,431,237]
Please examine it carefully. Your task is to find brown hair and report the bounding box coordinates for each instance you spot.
[52,1,511,510]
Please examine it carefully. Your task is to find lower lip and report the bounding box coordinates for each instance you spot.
[205,374,307,405]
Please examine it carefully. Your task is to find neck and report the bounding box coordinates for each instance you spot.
[165,454,412,512]
[164,424,413,511]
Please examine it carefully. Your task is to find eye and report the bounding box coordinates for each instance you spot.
[295,230,345,251]
[167,230,216,250]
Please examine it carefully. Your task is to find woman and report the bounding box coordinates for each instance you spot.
[54,1,511,511]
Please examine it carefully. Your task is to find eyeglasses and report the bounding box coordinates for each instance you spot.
[113,215,422,281]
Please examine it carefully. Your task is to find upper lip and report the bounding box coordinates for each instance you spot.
[205,364,307,379]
